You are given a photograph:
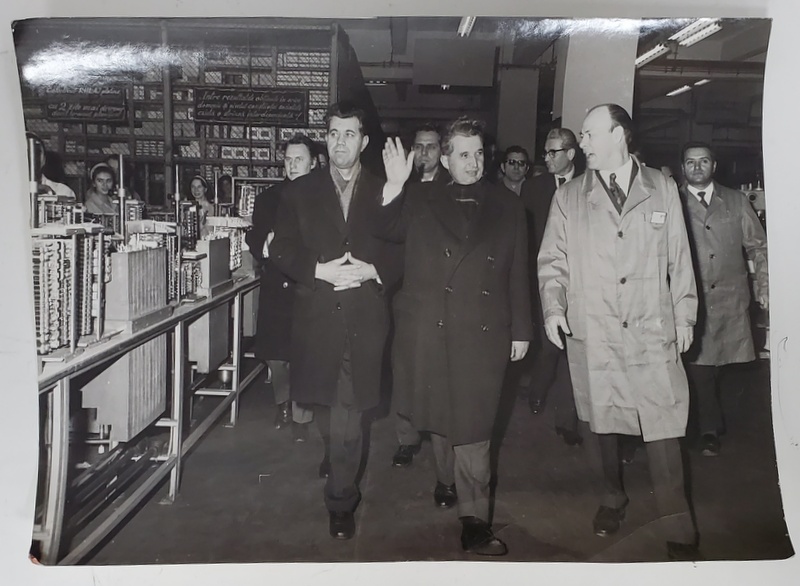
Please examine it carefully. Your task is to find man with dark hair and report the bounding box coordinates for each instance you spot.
[271,102,401,540]
[538,103,701,560]
[247,133,318,440]
[391,122,448,469]
[520,127,581,446]
[678,141,768,457]
[499,145,530,195]
[379,117,532,556]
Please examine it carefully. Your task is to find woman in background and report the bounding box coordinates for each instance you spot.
[84,164,118,214]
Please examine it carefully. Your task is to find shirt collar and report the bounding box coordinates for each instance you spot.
[687,183,714,202]
[599,156,634,195]
[554,166,576,185]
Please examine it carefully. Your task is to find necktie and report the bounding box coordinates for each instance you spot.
[698,190,708,208]
[557,176,566,186]
[608,173,626,211]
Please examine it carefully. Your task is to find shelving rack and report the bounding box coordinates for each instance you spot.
[15,18,382,207]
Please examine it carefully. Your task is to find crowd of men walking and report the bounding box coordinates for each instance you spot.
[246,100,769,561]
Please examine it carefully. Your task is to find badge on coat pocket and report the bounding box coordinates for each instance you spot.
[650,211,667,225]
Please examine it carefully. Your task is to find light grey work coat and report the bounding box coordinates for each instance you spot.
[679,182,768,366]
[538,159,698,441]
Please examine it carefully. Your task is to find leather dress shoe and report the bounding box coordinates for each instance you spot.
[318,457,331,479]
[293,422,309,443]
[329,511,355,540]
[700,433,720,457]
[392,444,421,467]
[433,482,457,508]
[593,503,627,537]
[556,426,583,447]
[460,517,508,556]
[667,541,703,562]
[528,397,546,415]
[274,402,291,430]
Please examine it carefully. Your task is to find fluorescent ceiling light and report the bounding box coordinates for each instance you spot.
[694,78,712,86]
[669,18,719,42]
[666,85,692,97]
[678,22,722,47]
[635,43,670,67]
[457,16,476,37]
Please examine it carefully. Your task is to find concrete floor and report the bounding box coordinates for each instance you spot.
[85,358,792,565]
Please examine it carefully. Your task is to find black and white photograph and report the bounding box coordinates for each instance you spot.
[2,1,800,585]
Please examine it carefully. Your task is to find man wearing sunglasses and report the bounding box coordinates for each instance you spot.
[519,128,582,446]
[500,146,530,195]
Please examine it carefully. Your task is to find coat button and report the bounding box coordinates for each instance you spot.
[282,282,289,289]
[622,321,628,328]
[445,286,453,293]
[444,248,452,257]
[710,254,716,259]
[487,255,495,262]
[344,238,350,247]
[481,290,490,296]
[617,231,623,238]
[619,278,626,284]
[437,320,444,328]
[336,302,342,310]
[705,225,711,230]
[481,325,489,332]
[710,284,716,290]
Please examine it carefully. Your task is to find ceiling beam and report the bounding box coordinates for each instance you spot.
[389,17,408,57]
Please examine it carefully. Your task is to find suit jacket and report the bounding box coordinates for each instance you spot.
[538,158,697,441]
[245,180,294,361]
[270,166,402,411]
[679,182,768,366]
[378,179,533,444]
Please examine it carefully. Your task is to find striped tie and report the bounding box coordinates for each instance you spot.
[698,191,708,208]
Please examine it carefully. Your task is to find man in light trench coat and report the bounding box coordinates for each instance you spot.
[538,103,701,561]
[679,141,768,457]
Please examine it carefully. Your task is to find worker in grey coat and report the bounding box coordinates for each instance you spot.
[538,104,700,561]
[678,142,769,457]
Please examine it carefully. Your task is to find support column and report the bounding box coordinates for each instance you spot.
[552,24,639,134]
[496,67,539,156]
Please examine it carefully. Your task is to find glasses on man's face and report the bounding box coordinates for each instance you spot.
[544,149,566,158]
[505,159,528,167]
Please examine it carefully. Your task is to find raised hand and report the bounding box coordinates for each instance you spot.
[382,137,414,205]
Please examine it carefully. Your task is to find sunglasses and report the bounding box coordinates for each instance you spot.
[504,159,528,167]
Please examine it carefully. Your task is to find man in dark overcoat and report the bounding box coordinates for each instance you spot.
[380,118,532,556]
[245,133,317,436]
[391,122,449,468]
[270,102,401,540]
[679,142,769,457]
[519,127,581,445]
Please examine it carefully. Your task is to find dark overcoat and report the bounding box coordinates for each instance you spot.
[380,179,533,445]
[245,180,294,361]
[520,173,559,327]
[679,182,768,366]
[270,166,401,411]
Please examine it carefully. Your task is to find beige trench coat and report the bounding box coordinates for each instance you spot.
[679,182,768,366]
[538,160,698,441]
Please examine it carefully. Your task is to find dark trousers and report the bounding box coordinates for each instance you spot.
[317,338,364,513]
[528,330,579,432]
[578,421,696,544]
[430,434,491,521]
[685,363,723,436]
[395,412,421,446]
